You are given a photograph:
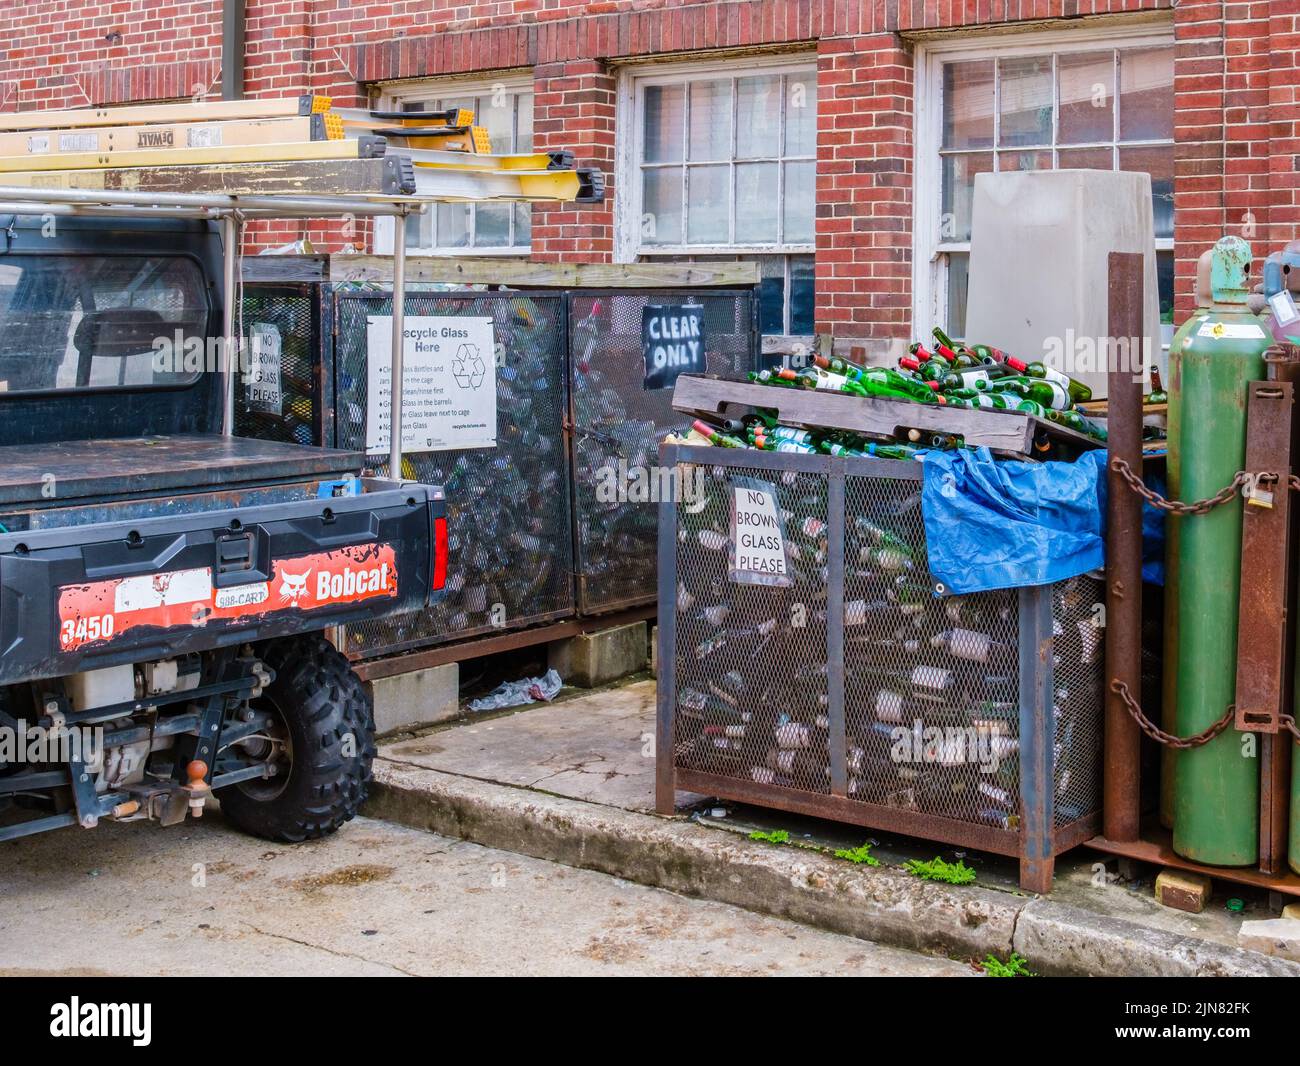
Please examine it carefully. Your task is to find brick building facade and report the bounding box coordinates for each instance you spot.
[0,0,1291,355]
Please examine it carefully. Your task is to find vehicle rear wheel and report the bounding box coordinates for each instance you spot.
[217,636,375,842]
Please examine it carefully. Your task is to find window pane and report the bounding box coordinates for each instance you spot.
[688,79,732,161]
[480,93,515,154]
[785,73,817,156]
[998,55,1053,147]
[1058,51,1114,145]
[782,160,815,244]
[998,149,1052,172]
[789,255,815,335]
[1157,250,1174,325]
[736,74,782,159]
[946,252,970,340]
[474,204,511,247]
[514,204,531,246]
[434,203,471,248]
[1120,144,1174,240]
[943,60,994,150]
[642,167,683,245]
[1119,46,1174,142]
[1057,146,1113,170]
[735,162,779,243]
[644,84,685,163]
[941,153,993,242]
[757,261,785,334]
[404,211,430,250]
[516,96,533,152]
[687,165,730,243]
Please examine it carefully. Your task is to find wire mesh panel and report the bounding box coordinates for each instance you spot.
[671,461,831,796]
[842,474,1022,829]
[333,291,573,657]
[570,290,757,614]
[236,284,322,445]
[1049,575,1105,827]
[658,444,1104,888]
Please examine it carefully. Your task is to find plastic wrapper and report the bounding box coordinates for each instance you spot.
[468,668,563,712]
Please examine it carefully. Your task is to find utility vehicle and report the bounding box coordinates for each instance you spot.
[0,213,446,843]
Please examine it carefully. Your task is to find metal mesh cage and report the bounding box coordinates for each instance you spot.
[660,446,1104,871]
[333,291,574,656]
[236,284,321,446]
[672,463,830,795]
[570,290,756,614]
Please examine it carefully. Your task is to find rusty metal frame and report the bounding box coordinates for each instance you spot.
[1235,380,1293,735]
[1102,251,1145,844]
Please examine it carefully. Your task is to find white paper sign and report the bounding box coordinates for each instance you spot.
[246,322,283,414]
[365,315,497,455]
[730,480,791,587]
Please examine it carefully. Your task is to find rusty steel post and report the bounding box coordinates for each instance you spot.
[1257,350,1300,873]
[1103,251,1145,843]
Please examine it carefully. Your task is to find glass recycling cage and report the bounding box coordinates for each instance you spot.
[233,270,759,659]
[332,290,575,658]
[654,444,1105,893]
[569,289,759,614]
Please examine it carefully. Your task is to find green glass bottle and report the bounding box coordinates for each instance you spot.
[990,375,1070,410]
[1005,356,1092,404]
[691,419,745,447]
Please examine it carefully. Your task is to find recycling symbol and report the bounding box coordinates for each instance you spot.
[451,343,487,390]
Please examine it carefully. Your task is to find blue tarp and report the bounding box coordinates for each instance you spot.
[920,447,1107,594]
[919,447,1165,594]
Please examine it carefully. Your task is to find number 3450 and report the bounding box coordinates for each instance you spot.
[60,613,115,647]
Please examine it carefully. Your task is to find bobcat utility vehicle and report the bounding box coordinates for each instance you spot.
[0,188,446,844]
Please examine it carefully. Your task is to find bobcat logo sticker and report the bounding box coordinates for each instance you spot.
[278,569,311,605]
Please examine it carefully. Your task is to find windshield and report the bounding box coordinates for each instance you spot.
[0,255,209,394]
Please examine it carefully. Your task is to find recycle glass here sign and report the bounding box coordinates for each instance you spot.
[365,315,497,455]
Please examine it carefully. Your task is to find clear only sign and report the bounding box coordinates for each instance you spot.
[642,304,705,390]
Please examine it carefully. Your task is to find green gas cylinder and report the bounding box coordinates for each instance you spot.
[1169,235,1269,867]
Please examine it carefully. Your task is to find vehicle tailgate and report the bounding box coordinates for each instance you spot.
[0,480,446,683]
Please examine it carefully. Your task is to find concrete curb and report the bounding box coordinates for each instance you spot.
[1014,900,1300,977]
[367,759,1300,977]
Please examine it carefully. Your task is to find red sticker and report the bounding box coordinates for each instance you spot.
[58,543,398,652]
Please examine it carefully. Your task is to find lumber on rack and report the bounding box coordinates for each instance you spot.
[0,156,416,197]
[0,135,385,173]
[0,95,331,132]
[0,114,343,158]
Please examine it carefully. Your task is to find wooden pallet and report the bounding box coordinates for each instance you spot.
[671,374,1100,458]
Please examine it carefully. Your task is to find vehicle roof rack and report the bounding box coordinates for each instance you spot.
[0,95,607,476]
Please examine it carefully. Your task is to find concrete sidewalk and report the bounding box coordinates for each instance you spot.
[369,679,1300,977]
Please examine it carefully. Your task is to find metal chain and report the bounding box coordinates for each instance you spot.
[1280,714,1300,743]
[1110,458,1253,515]
[1110,680,1236,749]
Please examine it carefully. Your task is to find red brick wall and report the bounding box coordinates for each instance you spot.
[2,0,1282,345]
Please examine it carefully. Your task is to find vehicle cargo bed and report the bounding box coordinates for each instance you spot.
[0,434,365,507]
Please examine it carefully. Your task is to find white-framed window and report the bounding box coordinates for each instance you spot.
[375,74,534,255]
[616,55,817,336]
[914,25,1175,341]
